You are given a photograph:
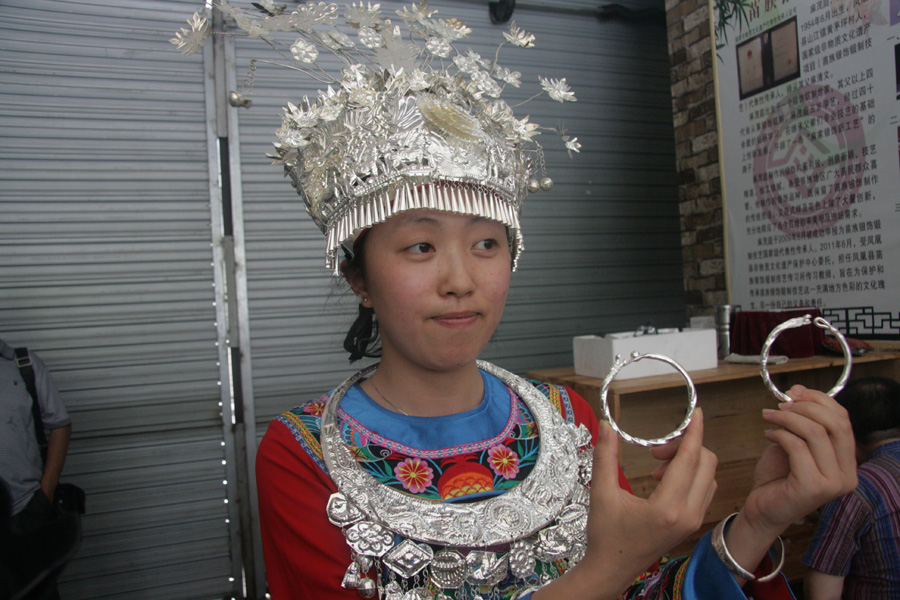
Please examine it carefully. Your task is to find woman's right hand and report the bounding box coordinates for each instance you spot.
[537,408,718,600]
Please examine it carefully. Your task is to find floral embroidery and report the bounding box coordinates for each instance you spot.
[303,400,326,417]
[278,380,575,500]
[394,457,434,494]
[488,444,520,479]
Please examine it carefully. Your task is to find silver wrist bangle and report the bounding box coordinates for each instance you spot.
[711,512,785,583]
[511,585,544,599]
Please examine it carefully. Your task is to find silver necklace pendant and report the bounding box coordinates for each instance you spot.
[321,361,593,598]
[321,361,584,546]
[465,551,508,586]
[346,521,394,558]
[356,577,377,598]
[401,588,431,600]
[383,540,433,579]
[383,581,403,600]
[327,492,364,527]
[535,524,573,562]
[430,549,467,589]
[342,561,361,589]
[508,538,537,579]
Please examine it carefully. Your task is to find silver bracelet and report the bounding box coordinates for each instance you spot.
[712,512,785,583]
[599,351,698,447]
[760,314,852,402]
[511,585,545,599]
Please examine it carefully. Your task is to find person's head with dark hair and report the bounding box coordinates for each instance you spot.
[835,376,900,460]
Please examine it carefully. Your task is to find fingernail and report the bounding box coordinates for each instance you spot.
[600,419,613,437]
[778,402,792,410]
[763,408,775,417]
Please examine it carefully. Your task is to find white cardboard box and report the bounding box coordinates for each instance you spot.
[573,328,718,380]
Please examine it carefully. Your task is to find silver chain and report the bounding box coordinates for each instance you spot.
[369,379,410,416]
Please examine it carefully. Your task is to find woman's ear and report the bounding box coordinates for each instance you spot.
[341,258,370,306]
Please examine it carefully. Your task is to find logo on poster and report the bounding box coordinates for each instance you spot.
[753,85,866,238]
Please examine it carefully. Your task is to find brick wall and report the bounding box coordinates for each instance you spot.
[665,0,728,319]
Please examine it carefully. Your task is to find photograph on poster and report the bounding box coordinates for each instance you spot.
[735,17,800,100]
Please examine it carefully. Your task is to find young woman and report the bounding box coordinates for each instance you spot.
[173,3,858,598]
[254,194,857,600]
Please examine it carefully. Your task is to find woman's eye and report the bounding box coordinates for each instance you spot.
[407,242,433,254]
[474,239,497,250]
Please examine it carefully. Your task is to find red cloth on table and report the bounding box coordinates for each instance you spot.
[730,308,824,358]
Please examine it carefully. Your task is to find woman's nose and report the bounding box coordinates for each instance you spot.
[437,249,476,297]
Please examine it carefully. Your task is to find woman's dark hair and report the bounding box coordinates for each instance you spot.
[835,376,900,445]
[341,235,382,362]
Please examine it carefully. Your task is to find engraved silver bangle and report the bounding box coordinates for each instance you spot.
[599,352,697,447]
[511,584,545,599]
[712,512,785,583]
[759,314,853,402]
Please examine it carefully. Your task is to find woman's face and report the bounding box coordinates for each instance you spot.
[351,209,512,374]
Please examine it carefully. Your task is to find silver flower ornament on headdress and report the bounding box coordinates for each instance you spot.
[172,1,580,273]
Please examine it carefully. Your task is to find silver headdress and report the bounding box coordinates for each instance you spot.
[172,1,580,273]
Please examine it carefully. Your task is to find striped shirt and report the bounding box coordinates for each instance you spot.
[803,440,900,599]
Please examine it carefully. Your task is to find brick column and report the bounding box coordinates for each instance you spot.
[665,0,727,319]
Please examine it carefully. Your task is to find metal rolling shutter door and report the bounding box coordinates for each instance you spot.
[0,1,241,598]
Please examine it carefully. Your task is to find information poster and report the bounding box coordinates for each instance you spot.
[714,0,900,336]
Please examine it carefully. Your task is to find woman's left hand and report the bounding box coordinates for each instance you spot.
[738,384,858,543]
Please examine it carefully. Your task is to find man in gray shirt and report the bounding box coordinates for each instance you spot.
[1,338,71,598]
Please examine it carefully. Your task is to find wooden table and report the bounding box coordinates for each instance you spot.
[527,342,900,583]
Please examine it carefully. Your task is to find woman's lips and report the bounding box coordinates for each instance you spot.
[432,312,478,327]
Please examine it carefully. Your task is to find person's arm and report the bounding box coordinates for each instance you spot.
[30,348,71,501]
[256,418,359,600]
[40,424,71,500]
[723,385,858,587]
[803,569,844,600]
[800,489,865,600]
